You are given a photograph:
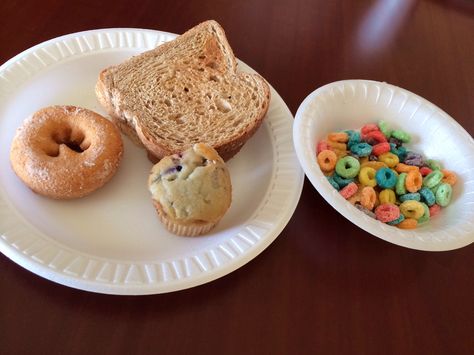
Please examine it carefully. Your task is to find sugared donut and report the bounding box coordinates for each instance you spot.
[10,105,123,199]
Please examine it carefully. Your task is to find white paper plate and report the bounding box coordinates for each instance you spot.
[294,80,474,251]
[0,28,304,294]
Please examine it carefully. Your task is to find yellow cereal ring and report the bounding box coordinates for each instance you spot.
[379,189,396,204]
[405,170,422,192]
[397,218,418,229]
[358,166,377,187]
[317,150,338,172]
[399,200,425,219]
[441,169,457,185]
[395,163,419,173]
[378,152,399,168]
[360,186,377,210]
[328,132,349,143]
[361,161,388,171]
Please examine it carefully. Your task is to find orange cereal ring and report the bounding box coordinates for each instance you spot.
[378,152,399,168]
[441,169,457,185]
[359,156,369,165]
[361,161,388,171]
[328,132,349,143]
[333,149,348,159]
[405,170,423,192]
[340,182,358,199]
[360,186,377,210]
[317,150,338,172]
[397,218,417,229]
[395,163,419,173]
[327,140,347,151]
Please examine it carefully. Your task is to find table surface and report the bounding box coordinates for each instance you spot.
[1,0,473,354]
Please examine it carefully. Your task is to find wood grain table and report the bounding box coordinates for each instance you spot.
[1,1,473,354]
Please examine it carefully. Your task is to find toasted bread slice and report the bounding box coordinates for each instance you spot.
[95,20,270,161]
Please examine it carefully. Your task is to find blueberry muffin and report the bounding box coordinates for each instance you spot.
[148,143,232,236]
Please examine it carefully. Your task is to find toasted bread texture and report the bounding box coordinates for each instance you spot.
[95,20,270,161]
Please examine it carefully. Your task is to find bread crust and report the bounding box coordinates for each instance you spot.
[96,20,271,162]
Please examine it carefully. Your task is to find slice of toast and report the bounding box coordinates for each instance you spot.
[95,20,270,161]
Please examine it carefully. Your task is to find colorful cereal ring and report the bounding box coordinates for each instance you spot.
[375,167,397,189]
[346,130,361,148]
[426,159,443,171]
[378,120,392,138]
[378,152,399,168]
[350,142,373,157]
[423,170,444,188]
[333,174,354,188]
[317,150,338,172]
[404,151,424,167]
[395,163,419,173]
[361,123,379,135]
[328,132,349,143]
[375,203,400,223]
[419,187,435,206]
[435,183,452,207]
[405,170,423,192]
[358,166,377,187]
[327,176,340,190]
[317,140,330,155]
[363,130,387,144]
[379,189,396,204]
[360,186,377,210]
[419,166,432,176]
[335,156,360,178]
[387,214,405,226]
[399,192,421,202]
[361,161,388,170]
[395,173,407,195]
[397,218,417,229]
[327,140,347,152]
[372,142,391,156]
[400,200,425,219]
[441,170,457,185]
[340,182,359,199]
[390,144,408,161]
[391,129,411,143]
[417,202,430,224]
[429,204,441,217]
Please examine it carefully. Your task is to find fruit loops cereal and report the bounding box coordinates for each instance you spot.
[316,121,458,229]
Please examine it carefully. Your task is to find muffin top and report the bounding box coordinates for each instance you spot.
[148,143,232,224]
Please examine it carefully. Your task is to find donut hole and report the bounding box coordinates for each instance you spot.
[47,127,90,157]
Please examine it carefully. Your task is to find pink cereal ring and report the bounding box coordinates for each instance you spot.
[361,123,379,135]
[317,140,329,155]
[363,130,388,144]
[375,203,400,223]
[372,142,391,156]
[429,204,441,217]
[340,182,359,199]
[420,166,432,176]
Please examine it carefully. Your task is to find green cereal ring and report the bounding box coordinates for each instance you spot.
[395,173,407,195]
[391,129,411,143]
[399,192,421,202]
[378,120,392,138]
[417,202,430,224]
[423,170,444,188]
[335,156,360,179]
[400,200,425,219]
[426,159,443,171]
[419,187,435,206]
[435,183,452,207]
